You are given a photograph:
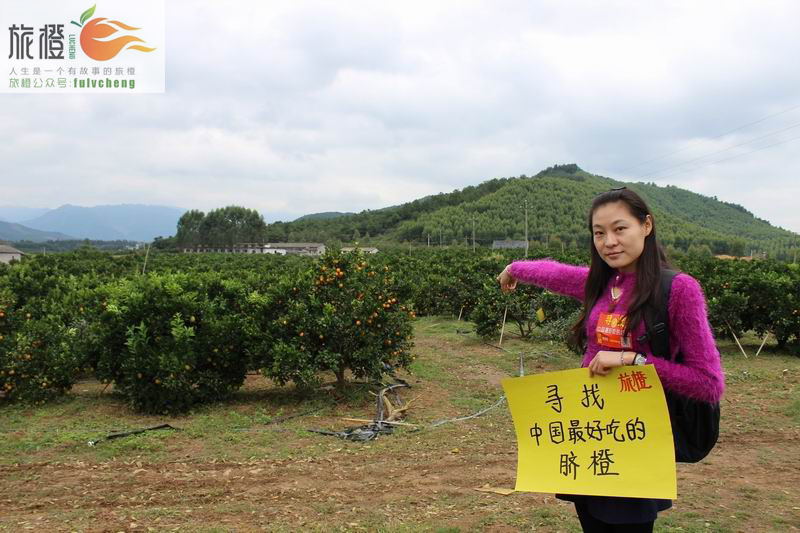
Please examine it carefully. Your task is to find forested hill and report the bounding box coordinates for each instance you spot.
[264,164,799,259]
[292,212,354,222]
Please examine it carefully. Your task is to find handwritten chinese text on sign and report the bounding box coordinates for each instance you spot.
[501,365,676,499]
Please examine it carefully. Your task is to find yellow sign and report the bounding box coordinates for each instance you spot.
[501,365,676,499]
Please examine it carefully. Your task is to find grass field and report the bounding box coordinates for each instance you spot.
[1,317,799,532]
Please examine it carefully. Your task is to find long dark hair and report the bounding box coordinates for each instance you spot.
[567,188,673,353]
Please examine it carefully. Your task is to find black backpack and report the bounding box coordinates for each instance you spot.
[636,269,721,463]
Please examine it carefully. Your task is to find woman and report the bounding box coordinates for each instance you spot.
[496,187,725,532]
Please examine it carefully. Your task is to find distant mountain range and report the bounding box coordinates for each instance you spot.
[5,166,799,260]
[0,204,185,243]
[0,204,353,244]
[0,220,74,242]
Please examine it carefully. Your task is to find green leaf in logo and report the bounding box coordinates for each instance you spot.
[80,4,96,26]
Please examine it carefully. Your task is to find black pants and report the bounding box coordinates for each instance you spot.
[576,502,655,533]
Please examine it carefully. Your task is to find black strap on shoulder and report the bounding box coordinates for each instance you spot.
[637,269,679,362]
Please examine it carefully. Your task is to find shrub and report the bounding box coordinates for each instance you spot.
[253,249,414,387]
[471,282,580,341]
[90,272,249,413]
[0,276,89,404]
[0,313,84,403]
[471,282,543,340]
[531,308,582,344]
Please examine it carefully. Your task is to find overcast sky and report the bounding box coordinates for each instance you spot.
[2,0,800,231]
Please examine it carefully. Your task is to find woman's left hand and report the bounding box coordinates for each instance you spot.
[588,350,628,377]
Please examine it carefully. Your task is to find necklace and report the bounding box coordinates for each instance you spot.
[611,286,622,301]
[611,274,623,301]
[608,274,623,312]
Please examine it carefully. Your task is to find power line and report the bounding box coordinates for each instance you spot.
[618,102,800,174]
[635,119,800,181]
[647,131,800,181]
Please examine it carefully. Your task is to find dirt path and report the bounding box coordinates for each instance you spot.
[1,320,799,532]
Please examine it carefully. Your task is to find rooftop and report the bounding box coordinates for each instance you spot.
[0,244,24,254]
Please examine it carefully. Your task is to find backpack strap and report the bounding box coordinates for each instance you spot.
[637,269,679,362]
[638,269,721,463]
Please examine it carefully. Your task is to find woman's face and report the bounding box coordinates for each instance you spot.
[592,201,652,273]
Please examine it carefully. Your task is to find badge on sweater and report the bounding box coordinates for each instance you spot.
[596,312,632,349]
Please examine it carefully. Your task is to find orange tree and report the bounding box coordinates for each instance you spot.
[470,280,580,341]
[246,249,414,388]
[0,260,96,404]
[88,272,250,413]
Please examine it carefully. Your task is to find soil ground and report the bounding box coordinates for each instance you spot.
[1,317,799,532]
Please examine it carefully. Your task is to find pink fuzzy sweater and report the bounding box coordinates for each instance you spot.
[509,260,725,403]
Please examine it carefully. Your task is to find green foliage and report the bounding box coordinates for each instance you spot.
[175,206,267,247]
[533,308,582,344]
[263,177,512,243]
[11,239,141,254]
[0,316,84,403]
[0,267,94,404]
[679,255,800,347]
[89,273,249,413]
[259,166,800,260]
[175,209,205,247]
[1,248,418,410]
[707,290,749,338]
[470,281,581,341]
[252,249,415,387]
[470,283,515,339]
[2,244,800,413]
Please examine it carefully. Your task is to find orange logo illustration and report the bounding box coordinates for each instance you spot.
[71,4,156,61]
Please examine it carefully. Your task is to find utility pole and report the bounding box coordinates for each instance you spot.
[472,218,476,252]
[427,234,430,247]
[524,199,529,258]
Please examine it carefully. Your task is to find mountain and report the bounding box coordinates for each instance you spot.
[21,204,186,242]
[293,212,355,222]
[0,220,74,242]
[0,206,51,223]
[263,164,800,260]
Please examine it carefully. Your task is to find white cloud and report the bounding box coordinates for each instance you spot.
[1,0,800,232]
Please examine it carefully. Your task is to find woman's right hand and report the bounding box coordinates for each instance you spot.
[497,264,518,293]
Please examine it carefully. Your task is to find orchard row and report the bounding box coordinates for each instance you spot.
[1,246,798,412]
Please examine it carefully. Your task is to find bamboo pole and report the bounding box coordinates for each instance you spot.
[755,331,771,357]
[499,305,509,347]
[141,243,151,275]
[725,320,748,358]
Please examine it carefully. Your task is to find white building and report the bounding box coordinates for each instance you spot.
[342,246,379,254]
[267,243,326,256]
[0,244,24,264]
[183,243,326,256]
[492,240,528,250]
